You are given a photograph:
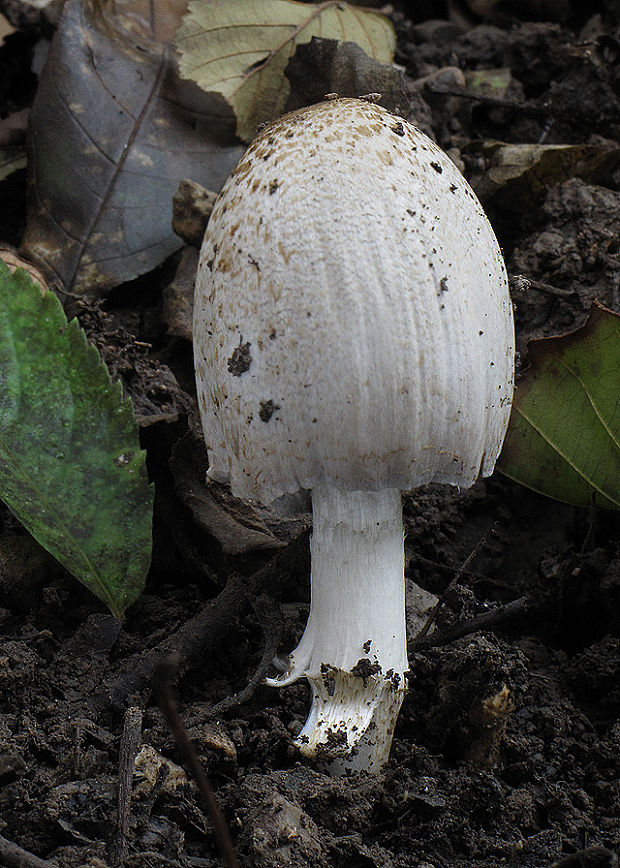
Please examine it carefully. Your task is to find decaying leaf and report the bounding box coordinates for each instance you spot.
[464,68,513,99]
[284,36,408,115]
[176,0,396,142]
[133,745,189,797]
[0,145,26,182]
[467,140,620,210]
[0,108,29,148]
[499,302,620,511]
[170,433,286,555]
[464,0,498,15]
[0,246,48,285]
[100,0,189,43]
[20,0,243,296]
[0,11,15,42]
[0,260,153,617]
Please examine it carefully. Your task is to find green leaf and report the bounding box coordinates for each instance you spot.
[498,302,620,511]
[0,263,153,616]
[176,0,396,142]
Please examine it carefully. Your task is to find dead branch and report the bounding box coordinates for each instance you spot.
[90,532,310,715]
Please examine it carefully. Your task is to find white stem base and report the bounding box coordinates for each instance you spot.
[266,485,408,773]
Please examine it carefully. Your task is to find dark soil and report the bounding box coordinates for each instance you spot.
[1,1,619,867]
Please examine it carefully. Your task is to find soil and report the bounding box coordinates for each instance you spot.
[1,1,619,867]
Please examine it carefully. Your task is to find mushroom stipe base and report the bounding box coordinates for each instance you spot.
[265,486,408,773]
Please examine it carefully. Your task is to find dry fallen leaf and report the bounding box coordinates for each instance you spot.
[0,246,48,286]
[467,140,620,210]
[133,745,190,796]
[176,0,396,142]
[170,433,287,555]
[284,36,408,115]
[0,11,15,41]
[100,0,188,43]
[20,0,243,296]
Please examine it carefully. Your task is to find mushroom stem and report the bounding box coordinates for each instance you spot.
[266,485,408,773]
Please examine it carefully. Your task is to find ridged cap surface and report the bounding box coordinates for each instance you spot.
[194,98,514,503]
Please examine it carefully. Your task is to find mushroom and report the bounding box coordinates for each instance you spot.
[193,98,514,773]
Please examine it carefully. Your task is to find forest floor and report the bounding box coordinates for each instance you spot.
[0,1,619,866]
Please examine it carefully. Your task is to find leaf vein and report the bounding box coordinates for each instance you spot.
[558,358,620,451]
[514,404,619,506]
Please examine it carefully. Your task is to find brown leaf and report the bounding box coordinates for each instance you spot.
[0,108,29,148]
[284,36,409,116]
[0,246,48,287]
[20,0,243,296]
[170,433,286,556]
[466,140,620,211]
[100,0,188,44]
[0,11,15,42]
[176,0,395,142]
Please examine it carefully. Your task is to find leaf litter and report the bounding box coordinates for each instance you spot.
[176,0,396,141]
[19,0,243,296]
[0,1,619,867]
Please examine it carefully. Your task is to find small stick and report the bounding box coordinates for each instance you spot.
[526,278,578,300]
[155,654,241,868]
[205,594,281,718]
[92,532,310,715]
[411,553,490,584]
[411,596,529,649]
[113,706,143,866]
[416,527,494,639]
[424,86,545,113]
[0,834,57,868]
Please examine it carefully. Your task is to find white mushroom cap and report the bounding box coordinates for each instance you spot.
[194,98,514,504]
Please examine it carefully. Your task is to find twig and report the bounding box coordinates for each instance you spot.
[90,575,247,714]
[416,527,494,639]
[113,707,143,866]
[537,118,554,144]
[525,278,579,300]
[155,654,241,868]
[580,492,599,554]
[411,553,489,582]
[410,597,529,650]
[0,834,57,868]
[90,533,309,715]
[424,86,546,114]
[205,592,282,718]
